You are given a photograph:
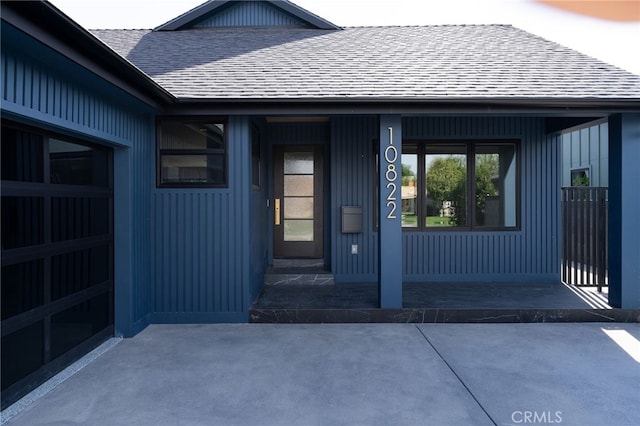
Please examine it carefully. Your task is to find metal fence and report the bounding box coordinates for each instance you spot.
[561,187,608,290]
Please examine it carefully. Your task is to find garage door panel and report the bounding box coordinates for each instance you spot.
[0,121,113,409]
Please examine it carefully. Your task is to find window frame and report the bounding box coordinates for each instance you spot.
[156,117,228,188]
[570,167,590,187]
[375,139,521,232]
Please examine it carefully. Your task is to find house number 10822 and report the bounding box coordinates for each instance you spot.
[385,127,398,220]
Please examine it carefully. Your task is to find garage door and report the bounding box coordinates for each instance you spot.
[1,122,114,409]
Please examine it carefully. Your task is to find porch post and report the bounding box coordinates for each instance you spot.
[608,113,640,309]
[378,115,403,308]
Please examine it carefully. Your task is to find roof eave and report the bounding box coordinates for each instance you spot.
[1,1,175,109]
[165,96,640,116]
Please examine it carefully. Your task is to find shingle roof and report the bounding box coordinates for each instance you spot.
[91,25,640,100]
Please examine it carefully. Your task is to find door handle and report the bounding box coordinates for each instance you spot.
[274,198,281,225]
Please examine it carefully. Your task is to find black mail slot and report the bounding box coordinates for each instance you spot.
[342,206,363,233]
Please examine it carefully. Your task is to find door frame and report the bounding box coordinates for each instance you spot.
[273,144,324,259]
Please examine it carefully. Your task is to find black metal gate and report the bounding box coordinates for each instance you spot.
[561,187,608,290]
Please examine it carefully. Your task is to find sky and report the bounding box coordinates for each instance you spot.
[49,0,640,75]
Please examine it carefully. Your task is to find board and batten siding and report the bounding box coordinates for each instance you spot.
[2,23,157,336]
[561,122,608,187]
[331,116,379,282]
[194,1,306,28]
[331,116,561,282]
[151,116,251,323]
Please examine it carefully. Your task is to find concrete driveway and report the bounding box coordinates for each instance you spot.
[3,323,639,426]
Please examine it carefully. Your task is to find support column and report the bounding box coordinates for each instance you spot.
[608,113,640,309]
[378,115,403,308]
[113,147,133,337]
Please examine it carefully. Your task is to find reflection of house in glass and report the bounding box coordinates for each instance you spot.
[440,200,455,218]
[401,182,416,214]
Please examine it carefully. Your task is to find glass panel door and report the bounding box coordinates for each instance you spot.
[283,152,314,241]
[273,146,323,258]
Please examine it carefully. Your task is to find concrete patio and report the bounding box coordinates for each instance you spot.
[2,323,639,426]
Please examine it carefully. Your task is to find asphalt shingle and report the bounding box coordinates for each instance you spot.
[91,25,640,100]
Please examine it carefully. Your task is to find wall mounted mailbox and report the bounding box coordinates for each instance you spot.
[341,206,363,233]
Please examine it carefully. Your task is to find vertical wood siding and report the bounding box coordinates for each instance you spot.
[129,117,155,328]
[194,2,305,28]
[403,117,560,281]
[269,122,330,145]
[151,117,250,321]
[561,123,608,187]
[331,116,379,281]
[331,116,561,282]
[250,122,269,301]
[2,50,148,147]
[2,31,157,332]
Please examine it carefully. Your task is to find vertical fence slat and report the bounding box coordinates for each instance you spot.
[561,187,608,288]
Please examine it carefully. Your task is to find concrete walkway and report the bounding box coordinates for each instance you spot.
[3,323,639,426]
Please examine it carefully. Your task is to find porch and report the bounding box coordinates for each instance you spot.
[249,281,637,323]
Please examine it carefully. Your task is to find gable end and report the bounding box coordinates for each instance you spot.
[156,0,340,31]
[194,1,309,28]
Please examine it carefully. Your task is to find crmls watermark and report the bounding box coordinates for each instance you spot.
[511,411,563,424]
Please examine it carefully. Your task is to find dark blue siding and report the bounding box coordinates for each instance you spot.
[561,122,608,186]
[194,2,306,28]
[250,122,269,302]
[331,116,379,282]
[268,122,329,145]
[607,114,640,308]
[331,116,561,282]
[2,24,156,336]
[150,116,251,323]
[402,117,561,281]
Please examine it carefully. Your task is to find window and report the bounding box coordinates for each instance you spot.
[157,120,226,187]
[570,168,590,186]
[399,141,519,230]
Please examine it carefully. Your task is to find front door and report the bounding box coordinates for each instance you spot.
[273,145,323,258]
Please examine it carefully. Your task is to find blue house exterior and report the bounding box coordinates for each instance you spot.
[562,120,609,187]
[2,0,639,408]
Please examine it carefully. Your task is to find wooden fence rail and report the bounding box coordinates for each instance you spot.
[561,187,608,291]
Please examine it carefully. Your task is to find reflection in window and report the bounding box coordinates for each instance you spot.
[475,145,517,227]
[391,141,518,231]
[1,260,44,320]
[1,322,44,390]
[1,197,44,249]
[1,127,44,182]
[426,145,467,228]
[51,246,110,300]
[51,197,109,242]
[50,294,109,360]
[158,121,226,187]
[401,147,418,228]
[50,139,109,187]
